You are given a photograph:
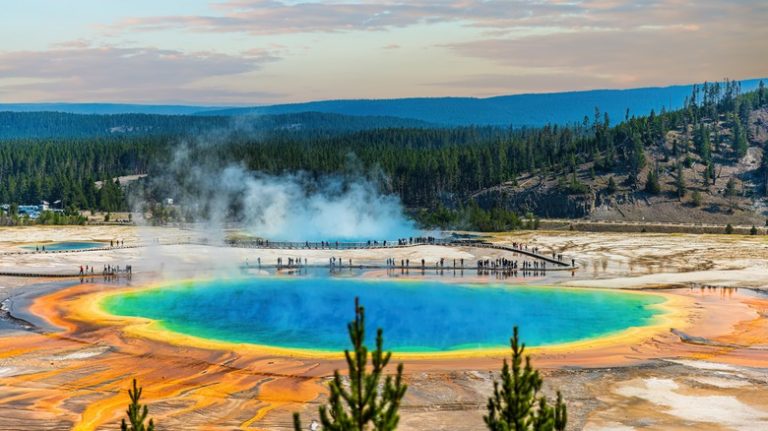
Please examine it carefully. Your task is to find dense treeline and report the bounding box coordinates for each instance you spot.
[0,124,592,211]
[0,111,433,139]
[0,135,158,210]
[164,123,600,210]
[0,112,226,139]
[1,80,765,229]
[413,203,539,232]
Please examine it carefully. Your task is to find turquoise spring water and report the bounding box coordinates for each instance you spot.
[102,277,666,353]
[22,241,105,251]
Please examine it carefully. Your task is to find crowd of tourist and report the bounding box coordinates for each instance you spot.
[78,264,132,276]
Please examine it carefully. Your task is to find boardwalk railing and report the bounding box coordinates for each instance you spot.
[0,238,574,273]
[473,243,571,266]
[225,238,468,250]
[227,238,573,267]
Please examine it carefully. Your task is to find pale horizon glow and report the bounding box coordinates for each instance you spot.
[0,0,765,105]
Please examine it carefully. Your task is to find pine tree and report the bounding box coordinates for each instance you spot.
[707,163,716,186]
[702,165,710,186]
[645,169,661,195]
[121,379,155,431]
[675,164,687,198]
[485,327,567,431]
[628,133,646,188]
[760,147,768,192]
[694,124,711,163]
[731,114,748,158]
[293,298,407,431]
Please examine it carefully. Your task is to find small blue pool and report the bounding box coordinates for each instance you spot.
[21,241,106,251]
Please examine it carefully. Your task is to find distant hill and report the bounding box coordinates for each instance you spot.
[0,111,434,139]
[3,79,765,128]
[198,79,767,126]
[0,103,230,116]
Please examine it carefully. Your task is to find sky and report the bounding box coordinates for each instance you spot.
[0,0,765,105]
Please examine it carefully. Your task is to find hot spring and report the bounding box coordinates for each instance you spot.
[21,241,105,251]
[101,278,666,353]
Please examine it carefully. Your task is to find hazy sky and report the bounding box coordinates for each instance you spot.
[0,0,765,105]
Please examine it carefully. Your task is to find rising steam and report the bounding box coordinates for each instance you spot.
[132,142,417,241]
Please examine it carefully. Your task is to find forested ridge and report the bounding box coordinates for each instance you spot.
[1,80,766,228]
[3,77,763,126]
[197,78,766,126]
[0,111,433,139]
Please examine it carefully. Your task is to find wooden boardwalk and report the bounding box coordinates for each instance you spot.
[0,238,576,278]
[229,239,574,267]
[0,245,141,256]
[0,271,80,278]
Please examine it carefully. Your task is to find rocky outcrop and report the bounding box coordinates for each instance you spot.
[474,186,596,218]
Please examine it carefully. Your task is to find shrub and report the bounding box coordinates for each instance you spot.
[691,190,703,207]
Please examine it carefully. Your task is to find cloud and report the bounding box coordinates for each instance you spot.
[0,44,282,103]
[445,35,765,89]
[439,0,768,88]
[112,0,580,35]
[110,0,767,38]
[105,0,767,93]
[2,0,765,103]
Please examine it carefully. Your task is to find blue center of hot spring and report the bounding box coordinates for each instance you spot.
[23,241,104,251]
[102,278,665,352]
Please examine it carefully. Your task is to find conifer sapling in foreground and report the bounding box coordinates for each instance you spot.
[485,326,567,431]
[294,297,407,431]
[121,378,155,431]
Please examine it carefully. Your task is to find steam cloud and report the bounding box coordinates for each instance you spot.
[197,166,416,241]
[133,142,417,242]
